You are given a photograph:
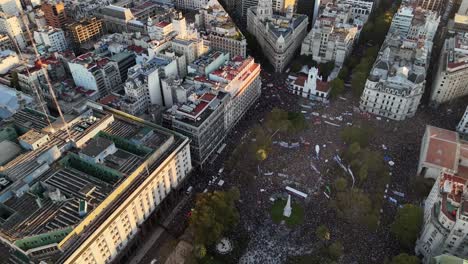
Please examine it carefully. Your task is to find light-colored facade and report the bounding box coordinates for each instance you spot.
[301,1,364,67]
[121,56,178,115]
[247,0,308,72]
[418,0,443,13]
[389,5,440,41]
[197,0,247,58]
[359,34,429,120]
[0,49,18,74]
[0,13,25,50]
[68,52,122,98]
[0,33,12,51]
[69,17,104,45]
[290,67,330,101]
[272,0,296,13]
[416,126,468,263]
[430,34,468,105]
[163,54,261,165]
[0,105,192,264]
[457,107,468,136]
[0,0,21,16]
[33,26,68,52]
[359,1,439,121]
[173,0,208,10]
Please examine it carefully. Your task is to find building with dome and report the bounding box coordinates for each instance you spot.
[359,33,430,120]
[246,0,308,72]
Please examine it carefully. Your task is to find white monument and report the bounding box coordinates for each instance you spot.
[283,195,292,218]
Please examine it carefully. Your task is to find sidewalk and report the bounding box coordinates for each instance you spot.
[128,194,192,264]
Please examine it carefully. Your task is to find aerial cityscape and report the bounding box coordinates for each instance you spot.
[0,0,466,263]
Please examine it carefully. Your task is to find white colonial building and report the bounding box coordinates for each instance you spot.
[430,34,468,105]
[290,67,330,101]
[247,0,308,72]
[359,34,429,120]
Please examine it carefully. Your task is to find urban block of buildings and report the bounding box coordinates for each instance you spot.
[0,103,192,264]
[359,0,440,121]
[430,33,468,105]
[416,126,468,263]
[196,0,247,58]
[163,52,261,165]
[247,0,308,72]
[300,0,371,67]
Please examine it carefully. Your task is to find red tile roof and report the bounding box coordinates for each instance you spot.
[424,126,459,171]
[99,94,119,105]
[316,80,330,92]
[156,21,170,27]
[294,74,307,87]
[200,93,216,102]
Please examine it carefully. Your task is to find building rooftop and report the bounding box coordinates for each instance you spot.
[80,137,114,158]
[0,103,188,259]
[424,126,460,171]
[17,129,47,145]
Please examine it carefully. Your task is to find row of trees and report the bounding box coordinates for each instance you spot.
[329,0,401,99]
[330,124,393,230]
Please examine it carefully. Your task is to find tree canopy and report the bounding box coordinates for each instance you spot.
[316,225,331,241]
[329,78,345,99]
[391,204,423,249]
[190,188,241,246]
[340,125,374,147]
[265,108,307,134]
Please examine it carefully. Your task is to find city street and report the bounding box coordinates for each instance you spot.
[139,62,467,263]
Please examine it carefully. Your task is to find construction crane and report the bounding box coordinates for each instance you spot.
[19,11,72,141]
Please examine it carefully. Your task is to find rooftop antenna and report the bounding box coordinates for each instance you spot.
[19,10,72,141]
[8,22,53,130]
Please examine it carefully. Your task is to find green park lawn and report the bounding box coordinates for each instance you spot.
[270,199,304,227]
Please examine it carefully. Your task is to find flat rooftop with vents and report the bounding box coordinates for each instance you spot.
[0,102,190,263]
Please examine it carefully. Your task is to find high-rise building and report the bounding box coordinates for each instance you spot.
[121,56,179,115]
[69,17,104,45]
[415,126,468,263]
[0,13,26,50]
[163,54,261,165]
[430,34,468,105]
[41,0,68,29]
[389,5,440,40]
[247,0,308,72]
[359,1,440,121]
[68,52,122,98]
[0,0,21,16]
[33,26,68,52]
[418,0,443,14]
